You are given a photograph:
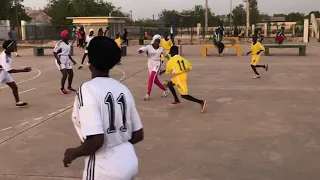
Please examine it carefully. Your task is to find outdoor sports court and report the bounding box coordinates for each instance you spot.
[1,43,320,180]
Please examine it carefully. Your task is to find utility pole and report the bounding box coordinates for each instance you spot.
[130,10,132,20]
[229,0,232,29]
[245,0,250,37]
[205,0,208,36]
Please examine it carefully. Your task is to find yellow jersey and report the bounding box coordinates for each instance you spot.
[115,38,122,48]
[160,39,173,61]
[165,55,192,75]
[251,42,265,55]
[160,39,173,52]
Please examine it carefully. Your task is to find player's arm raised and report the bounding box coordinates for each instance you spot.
[63,85,104,167]
[138,46,148,54]
[128,92,144,144]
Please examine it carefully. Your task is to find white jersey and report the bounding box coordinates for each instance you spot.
[139,45,167,62]
[0,51,14,86]
[53,40,72,70]
[86,35,94,47]
[0,51,12,71]
[72,77,143,179]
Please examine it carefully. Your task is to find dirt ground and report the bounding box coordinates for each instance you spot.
[1,41,320,180]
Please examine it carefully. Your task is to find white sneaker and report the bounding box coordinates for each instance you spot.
[144,94,150,101]
[253,75,261,79]
[162,89,169,97]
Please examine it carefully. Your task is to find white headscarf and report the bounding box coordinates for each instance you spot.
[150,34,161,44]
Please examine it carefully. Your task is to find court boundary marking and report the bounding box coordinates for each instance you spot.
[0,67,147,145]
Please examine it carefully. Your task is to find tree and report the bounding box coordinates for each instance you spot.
[158,5,220,28]
[249,0,260,25]
[286,12,305,24]
[0,0,30,25]
[232,4,246,26]
[306,11,320,19]
[44,0,126,25]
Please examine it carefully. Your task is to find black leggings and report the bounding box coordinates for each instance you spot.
[214,42,225,54]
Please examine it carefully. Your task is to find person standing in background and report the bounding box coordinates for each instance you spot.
[71,26,77,47]
[8,25,20,57]
[104,27,110,38]
[122,29,128,45]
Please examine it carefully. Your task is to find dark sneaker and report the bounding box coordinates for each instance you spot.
[60,89,68,94]
[265,64,269,71]
[200,100,207,113]
[16,102,28,107]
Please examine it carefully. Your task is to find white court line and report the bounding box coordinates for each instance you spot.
[0,68,41,89]
[0,127,12,132]
[48,112,56,116]
[18,88,36,94]
[58,109,65,112]
[114,67,126,81]
[20,122,29,125]
[34,117,43,121]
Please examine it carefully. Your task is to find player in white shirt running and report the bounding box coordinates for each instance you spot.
[53,30,77,94]
[0,40,31,107]
[79,28,95,69]
[63,36,144,180]
[138,34,170,101]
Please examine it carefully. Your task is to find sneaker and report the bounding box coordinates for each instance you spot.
[67,87,76,92]
[162,89,169,97]
[86,62,90,66]
[265,64,269,71]
[171,101,181,105]
[253,75,261,79]
[144,94,150,101]
[219,54,223,57]
[16,101,28,107]
[200,100,207,113]
[78,65,83,69]
[60,89,68,94]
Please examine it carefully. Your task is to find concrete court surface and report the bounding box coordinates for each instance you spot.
[1,43,320,180]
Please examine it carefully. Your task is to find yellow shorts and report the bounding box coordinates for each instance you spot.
[251,55,261,65]
[171,73,188,95]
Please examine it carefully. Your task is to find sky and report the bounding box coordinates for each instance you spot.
[23,0,320,19]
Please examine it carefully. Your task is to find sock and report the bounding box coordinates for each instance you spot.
[15,52,18,56]
[181,95,203,104]
[168,82,180,102]
[147,71,157,93]
[251,65,259,75]
[154,75,166,91]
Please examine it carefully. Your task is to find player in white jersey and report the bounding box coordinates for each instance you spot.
[54,30,77,94]
[138,34,170,101]
[63,36,144,180]
[0,40,31,107]
[79,28,94,69]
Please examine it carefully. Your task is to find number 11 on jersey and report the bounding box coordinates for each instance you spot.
[105,92,127,134]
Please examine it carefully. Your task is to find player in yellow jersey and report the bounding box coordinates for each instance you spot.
[247,35,268,79]
[159,32,173,75]
[165,46,206,113]
[160,32,173,60]
[114,33,122,65]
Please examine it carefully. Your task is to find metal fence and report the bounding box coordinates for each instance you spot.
[0,23,305,42]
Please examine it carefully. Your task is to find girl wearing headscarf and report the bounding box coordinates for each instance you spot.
[0,40,31,107]
[53,30,77,94]
[138,34,170,101]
